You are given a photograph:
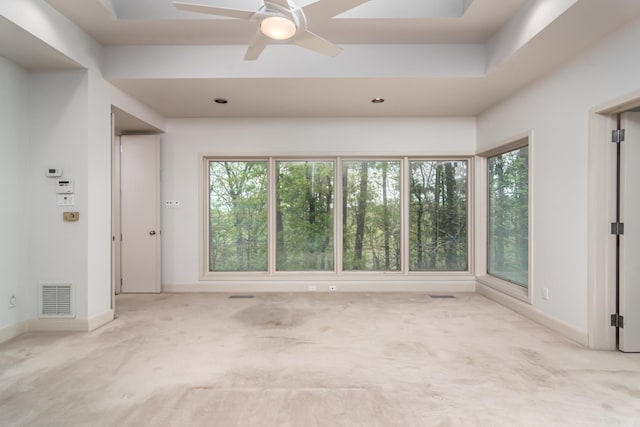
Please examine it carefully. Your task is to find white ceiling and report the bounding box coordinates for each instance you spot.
[4,0,640,131]
[44,0,529,45]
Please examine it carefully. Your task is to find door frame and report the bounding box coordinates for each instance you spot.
[588,90,640,350]
[111,130,122,299]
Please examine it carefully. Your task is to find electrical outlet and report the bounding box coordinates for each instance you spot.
[307,285,317,292]
[165,200,181,208]
[8,294,17,309]
[328,285,337,292]
[542,288,550,300]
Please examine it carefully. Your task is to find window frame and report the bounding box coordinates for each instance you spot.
[200,155,474,281]
[274,159,337,272]
[202,157,271,276]
[476,136,533,303]
[341,158,403,273]
[407,158,470,272]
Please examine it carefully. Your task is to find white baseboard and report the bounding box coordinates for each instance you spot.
[1,309,115,342]
[0,320,30,344]
[476,282,588,347]
[163,280,476,293]
[88,309,114,332]
[4,283,587,348]
[28,318,88,332]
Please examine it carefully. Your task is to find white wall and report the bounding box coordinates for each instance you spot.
[0,56,29,332]
[161,117,476,288]
[86,69,112,319]
[477,16,640,333]
[0,60,113,336]
[0,0,103,70]
[0,0,165,334]
[28,70,90,320]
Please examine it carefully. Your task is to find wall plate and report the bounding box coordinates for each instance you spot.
[63,212,79,222]
[45,168,62,177]
[57,194,75,206]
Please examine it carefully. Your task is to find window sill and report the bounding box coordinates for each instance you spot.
[476,274,531,304]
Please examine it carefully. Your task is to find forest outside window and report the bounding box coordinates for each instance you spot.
[205,157,471,275]
[276,161,334,271]
[487,145,529,287]
[208,160,268,271]
[409,160,468,271]
[342,160,401,271]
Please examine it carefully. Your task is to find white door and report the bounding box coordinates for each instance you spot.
[620,112,640,351]
[121,135,161,293]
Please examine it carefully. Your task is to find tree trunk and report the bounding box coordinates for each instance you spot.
[276,172,286,267]
[320,180,333,270]
[444,163,457,269]
[354,161,368,269]
[431,165,442,268]
[382,163,390,269]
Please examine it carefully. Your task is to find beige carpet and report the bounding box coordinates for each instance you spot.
[1,292,639,426]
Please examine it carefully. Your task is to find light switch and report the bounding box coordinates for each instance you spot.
[57,194,74,206]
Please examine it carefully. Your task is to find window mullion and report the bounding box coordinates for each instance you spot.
[268,157,276,275]
[335,157,343,275]
[401,157,410,274]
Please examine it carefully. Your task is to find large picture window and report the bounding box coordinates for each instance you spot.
[487,145,529,287]
[205,157,470,275]
[208,161,268,271]
[409,160,468,271]
[276,161,334,271]
[342,160,401,271]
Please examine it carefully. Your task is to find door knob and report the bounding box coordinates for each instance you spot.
[149,230,156,236]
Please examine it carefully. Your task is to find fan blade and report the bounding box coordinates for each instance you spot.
[244,31,269,60]
[302,0,370,20]
[173,1,255,20]
[265,0,291,9]
[294,30,343,57]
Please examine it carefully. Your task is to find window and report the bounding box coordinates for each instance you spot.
[276,161,334,271]
[487,145,529,287]
[208,160,268,271]
[342,160,401,271]
[409,160,468,271]
[204,157,470,276]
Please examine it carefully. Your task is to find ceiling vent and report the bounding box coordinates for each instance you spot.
[39,283,74,318]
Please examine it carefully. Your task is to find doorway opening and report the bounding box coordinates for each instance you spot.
[588,95,640,351]
[110,107,163,316]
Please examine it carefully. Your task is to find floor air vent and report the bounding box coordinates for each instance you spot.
[228,295,254,299]
[429,295,456,299]
[40,283,74,318]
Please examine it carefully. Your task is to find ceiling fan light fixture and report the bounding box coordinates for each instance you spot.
[260,16,297,40]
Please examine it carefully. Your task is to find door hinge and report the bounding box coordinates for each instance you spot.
[611,313,624,328]
[612,129,625,143]
[611,222,625,235]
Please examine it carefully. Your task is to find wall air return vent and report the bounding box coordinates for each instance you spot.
[39,283,74,318]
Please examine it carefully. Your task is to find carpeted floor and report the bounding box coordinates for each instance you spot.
[1,292,639,426]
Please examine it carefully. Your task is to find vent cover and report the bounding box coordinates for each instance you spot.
[39,283,74,318]
[429,295,456,299]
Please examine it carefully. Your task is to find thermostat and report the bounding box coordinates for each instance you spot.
[45,168,62,177]
[56,179,74,194]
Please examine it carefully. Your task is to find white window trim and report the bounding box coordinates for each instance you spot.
[475,133,533,304]
[200,154,474,281]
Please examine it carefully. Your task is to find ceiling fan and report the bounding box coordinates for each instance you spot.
[172,0,370,60]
